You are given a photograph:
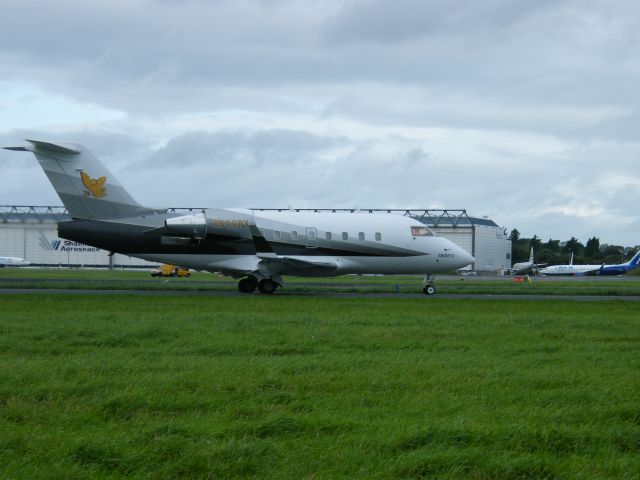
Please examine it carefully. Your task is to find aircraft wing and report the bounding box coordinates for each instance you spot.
[582,265,605,276]
[258,255,338,272]
[531,263,548,272]
[564,265,604,276]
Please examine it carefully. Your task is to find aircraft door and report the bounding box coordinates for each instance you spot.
[305,227,318,248]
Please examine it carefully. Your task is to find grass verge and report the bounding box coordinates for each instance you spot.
[0,295,639,478]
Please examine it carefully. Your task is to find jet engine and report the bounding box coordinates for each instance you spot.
[164,213,207,239]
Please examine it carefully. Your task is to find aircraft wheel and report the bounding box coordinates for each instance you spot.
[238,277,257,293]
[258,279,278,294]
[423,284,436,295]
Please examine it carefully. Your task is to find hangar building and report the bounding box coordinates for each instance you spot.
[407,209,512,273]
[0,206,511,272]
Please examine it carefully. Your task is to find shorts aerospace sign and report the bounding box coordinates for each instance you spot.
[39,233,100,253]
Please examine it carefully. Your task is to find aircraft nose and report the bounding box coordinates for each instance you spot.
[455,246,475,268]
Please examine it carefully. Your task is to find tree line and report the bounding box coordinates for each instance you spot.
[509,229,639,266]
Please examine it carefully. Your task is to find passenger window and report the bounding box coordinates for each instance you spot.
[342,232,348,240]
[275,231,281,240]
[358,232,365,241]
[375,232,382,241]
[292,231,298,240]
[326,232,332,241]
[411,226,433,237]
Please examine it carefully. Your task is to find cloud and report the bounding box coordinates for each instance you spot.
[325,0,557,44]
[146,129,345,168]
[1,0,640,245]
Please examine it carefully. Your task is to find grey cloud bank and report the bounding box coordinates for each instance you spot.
[1,0,639,245]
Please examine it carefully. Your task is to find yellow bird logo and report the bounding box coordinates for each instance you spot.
[80,171,107,198]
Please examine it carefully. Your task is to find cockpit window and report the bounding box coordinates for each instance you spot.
[411,226,433,237]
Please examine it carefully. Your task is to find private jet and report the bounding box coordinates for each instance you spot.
[5,140,474,294]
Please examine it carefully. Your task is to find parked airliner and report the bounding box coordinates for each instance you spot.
[539,251,640,276]
[5,140,474,294]
[509,247,546,275]
[0,256,30,267]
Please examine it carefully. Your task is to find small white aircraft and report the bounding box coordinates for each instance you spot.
[0,256,30,267]
[509,247,546,275]
[5,140,475,294]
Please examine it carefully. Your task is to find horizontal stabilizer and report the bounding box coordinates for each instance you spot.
[25,139,81,155]
[4,140,80,155]
[3,146,29,151]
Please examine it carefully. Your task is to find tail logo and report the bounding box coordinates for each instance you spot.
[80,171,107,198]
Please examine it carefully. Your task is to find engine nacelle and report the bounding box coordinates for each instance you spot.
[165,213,207,239]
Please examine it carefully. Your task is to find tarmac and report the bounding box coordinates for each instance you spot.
[1,287,639,301]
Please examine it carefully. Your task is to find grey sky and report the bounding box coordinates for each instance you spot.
[1,0,639,246]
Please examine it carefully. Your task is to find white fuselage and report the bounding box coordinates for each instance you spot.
[0,256,30,267]
[137,209,475,276]
[511,261,534,274]
[539,264,600,276]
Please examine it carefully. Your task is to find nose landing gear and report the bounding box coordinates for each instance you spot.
[422,274,436,295]
[423,284,436,295]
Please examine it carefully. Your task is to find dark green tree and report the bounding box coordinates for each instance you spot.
[602,245,624,264]
[584,237,600,260]
[563,237,584,257]
[509,228,520,242]
[536,249,556,265]
[530,235,542,250]
[545,239,560,252]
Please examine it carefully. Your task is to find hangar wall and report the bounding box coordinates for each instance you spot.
[0,220,155,268]
[2,224,98,265]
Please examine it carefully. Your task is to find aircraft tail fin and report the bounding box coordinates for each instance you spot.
[4,140,157,220]
[628,251,640,267]
[529,247,534,263]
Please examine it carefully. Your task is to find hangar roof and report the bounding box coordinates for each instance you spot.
[0,206,500,229]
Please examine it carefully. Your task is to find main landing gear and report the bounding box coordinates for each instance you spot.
[238,276,257,293]
[257,279,278,294]
[422,274,437,295]
[237,276,280,294]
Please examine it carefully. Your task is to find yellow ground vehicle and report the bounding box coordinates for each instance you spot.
[150,264,191,277]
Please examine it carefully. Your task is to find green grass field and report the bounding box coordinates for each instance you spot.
[1,294,639,478]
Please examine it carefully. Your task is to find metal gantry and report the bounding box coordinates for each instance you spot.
[0,205,69,223]
[1,206,473,229]
[249,208,471,228]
